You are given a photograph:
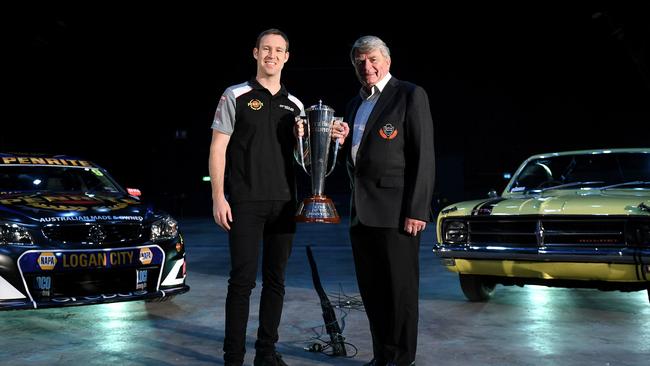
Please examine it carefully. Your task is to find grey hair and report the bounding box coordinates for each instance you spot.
[349,35,391,65]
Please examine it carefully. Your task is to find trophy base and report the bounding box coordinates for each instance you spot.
[295,195,341,224]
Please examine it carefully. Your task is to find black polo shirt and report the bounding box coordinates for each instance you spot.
[212,79,304,203]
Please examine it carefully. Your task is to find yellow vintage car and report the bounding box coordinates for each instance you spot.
[435,148,650,302]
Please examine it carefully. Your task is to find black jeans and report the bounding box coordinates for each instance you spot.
[223,200,296,364]
[350,223,420,366]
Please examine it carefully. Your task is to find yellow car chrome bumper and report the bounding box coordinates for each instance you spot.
[445,259,650,282]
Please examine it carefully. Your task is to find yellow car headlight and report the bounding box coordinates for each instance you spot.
[443,220,468,244]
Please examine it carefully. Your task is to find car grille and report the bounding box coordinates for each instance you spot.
[42,223,144,244]
[468,218,628,247]
[25,267,160,299]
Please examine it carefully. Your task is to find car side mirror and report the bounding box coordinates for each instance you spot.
[488,190,499,198]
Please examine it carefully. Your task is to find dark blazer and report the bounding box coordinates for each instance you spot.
[345,76,435,228]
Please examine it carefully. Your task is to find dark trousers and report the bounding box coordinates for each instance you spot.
[223,200,295,364]
[350,222,420,366]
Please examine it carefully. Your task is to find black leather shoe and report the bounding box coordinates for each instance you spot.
[253,351,288,366]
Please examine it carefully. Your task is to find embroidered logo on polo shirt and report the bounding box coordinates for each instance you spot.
[379,123,398,140]
[248,99,263,110]
[278,104,295,112]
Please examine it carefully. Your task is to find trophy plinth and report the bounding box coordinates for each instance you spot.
[295,100,341,224]
[295,195,340,224]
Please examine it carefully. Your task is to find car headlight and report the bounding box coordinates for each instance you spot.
[150,216,179,242]
[443,220,468,244]
[0,222,34,245]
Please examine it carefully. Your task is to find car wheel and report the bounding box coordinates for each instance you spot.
[459,274,496,302]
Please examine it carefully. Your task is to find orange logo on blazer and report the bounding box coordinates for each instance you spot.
[379,123,398,140]
[248,99,263,110]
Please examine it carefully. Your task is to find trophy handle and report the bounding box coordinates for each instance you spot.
[325,140,339,177]
[296,119,310,176]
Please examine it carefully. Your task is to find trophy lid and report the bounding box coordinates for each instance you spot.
[306,100,335,113]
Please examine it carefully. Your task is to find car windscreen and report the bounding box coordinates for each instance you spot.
[0,166,122,193]
[510,152,650,193]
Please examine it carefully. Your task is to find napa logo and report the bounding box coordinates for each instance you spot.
[139,248,153,265]
[37,252,57,270]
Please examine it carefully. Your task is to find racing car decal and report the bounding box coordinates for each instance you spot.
[0,194,140,212]
[19,246,164,273]
[1,157,95,167]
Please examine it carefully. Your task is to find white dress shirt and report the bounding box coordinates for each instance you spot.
[351,73,392,164]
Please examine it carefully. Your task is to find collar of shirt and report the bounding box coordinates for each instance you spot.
[249,78,288,96]
[359,73,392,100]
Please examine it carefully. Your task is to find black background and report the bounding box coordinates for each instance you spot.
[4,3,649,217]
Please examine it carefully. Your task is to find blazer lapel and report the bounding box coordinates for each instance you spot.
[358,77,398,152]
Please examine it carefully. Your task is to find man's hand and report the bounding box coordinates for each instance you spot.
[404,217,426,236]
[294,117,305,138]
[331,120,350,145]
[213,196,232,231]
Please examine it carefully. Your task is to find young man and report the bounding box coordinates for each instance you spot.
[344,35,435,366]
[208,28,301,366]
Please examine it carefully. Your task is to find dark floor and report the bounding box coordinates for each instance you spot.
[1,217,649,365]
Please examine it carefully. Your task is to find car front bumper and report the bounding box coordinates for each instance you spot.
[0,244,189,310]
[435,244,650,282]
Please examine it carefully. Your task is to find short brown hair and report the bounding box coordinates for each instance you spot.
[255,28,290,52]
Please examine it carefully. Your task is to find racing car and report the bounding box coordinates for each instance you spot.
[0,153,189,310]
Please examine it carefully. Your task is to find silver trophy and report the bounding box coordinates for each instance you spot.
[295,101,340,223]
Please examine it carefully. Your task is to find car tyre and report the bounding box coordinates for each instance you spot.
[459,274,496,302]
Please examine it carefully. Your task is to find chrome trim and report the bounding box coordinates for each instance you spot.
[536,219,545,246]
[435,244,650,264]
